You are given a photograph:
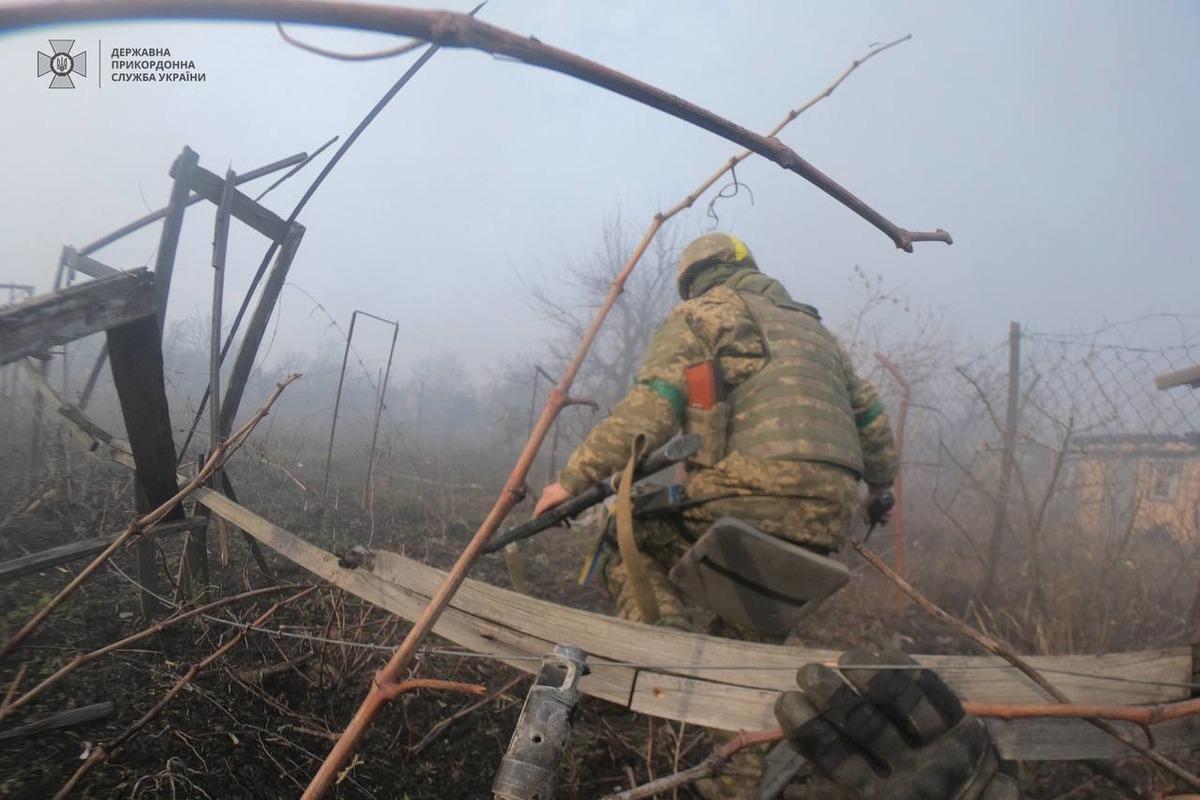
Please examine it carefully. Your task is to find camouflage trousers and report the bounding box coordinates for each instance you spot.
[599,490,854,800]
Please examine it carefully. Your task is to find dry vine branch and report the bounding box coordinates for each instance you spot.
[1,664,27,710]
[852,540,1200,789]
[275,20,424,60]
[600,729,785,800]
[411,673,525,755]
[0,584,301,721]
[286,35,925,798]
[0,3,950,252]
[53,586,317,799]
[0,373,300,662]
[372,677,485,701]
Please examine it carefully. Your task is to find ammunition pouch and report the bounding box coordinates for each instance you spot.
[682,401,730,469]
[668,517,849,637]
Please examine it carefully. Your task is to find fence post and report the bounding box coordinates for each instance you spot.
[983,321,1022,603]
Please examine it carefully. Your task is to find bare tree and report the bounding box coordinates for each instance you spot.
[523,213,680,414]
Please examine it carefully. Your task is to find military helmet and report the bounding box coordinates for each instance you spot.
[676,232,757,297]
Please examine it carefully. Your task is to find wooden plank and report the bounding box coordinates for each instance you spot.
[0,702,114,741]
[629,672,1200,761]
[19,359,100,453]
[193,488,633,705]
[77,342,109,411]
[986,716,1200,761]
[371,551,1188,706]
[0,269,156,365]
[191,494,1199,760]
[63,247,120,279]
[0,518,206,584]
[106,313,186,612]
[176,162,289,243]
[1157,363,1200,391]
[631,671,778,731]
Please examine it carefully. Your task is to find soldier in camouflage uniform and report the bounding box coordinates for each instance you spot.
[533,232,898,798]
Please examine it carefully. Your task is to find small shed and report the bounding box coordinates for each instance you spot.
[1071,433,1200,543]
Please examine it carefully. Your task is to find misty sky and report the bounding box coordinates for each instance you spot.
[1,1,1198,379]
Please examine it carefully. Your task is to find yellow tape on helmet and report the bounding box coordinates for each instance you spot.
[729,235,749,263]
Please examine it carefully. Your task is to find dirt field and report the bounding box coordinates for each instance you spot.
[0,447,1193,799]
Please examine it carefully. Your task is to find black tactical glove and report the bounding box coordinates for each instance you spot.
[774,647,1025,800]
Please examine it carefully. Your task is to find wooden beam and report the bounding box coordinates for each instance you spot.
[0,518,206,584]
[196,487,635,706]
[106,313,186,612]
[369,552,1186,704]
[0,702,114,742]
[0,269,156,366]
[74,148,307,257]
[1157,363,1200,391]
[20,359,101,453]
[63,247,120,279]
[191,487,1200,761]
[153,146,198,335]
[176,161,289,243]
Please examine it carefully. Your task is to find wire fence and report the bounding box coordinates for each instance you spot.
[858,316,1200,649]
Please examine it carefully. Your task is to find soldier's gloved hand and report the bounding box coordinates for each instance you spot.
[862,487,894,525]
[774,647,1025,800]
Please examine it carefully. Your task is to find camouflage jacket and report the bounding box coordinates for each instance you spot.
[557,271,897,497]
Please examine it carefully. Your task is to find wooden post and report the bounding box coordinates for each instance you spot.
[187,169,236,593]
[154,147,198,334]
[105,312,185,615]
[322,311,358,500]
[983,322,1022,604]
[29,257,68,491]
[219,223,305,436]
[364,320,399,501]
[116,145,197,610]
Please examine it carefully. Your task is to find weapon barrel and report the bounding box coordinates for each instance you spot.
[483,434,700,554]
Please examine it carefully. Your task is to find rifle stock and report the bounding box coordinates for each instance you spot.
[482,434,700,554]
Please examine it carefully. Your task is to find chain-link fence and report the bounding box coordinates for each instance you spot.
[863,316,1200,650]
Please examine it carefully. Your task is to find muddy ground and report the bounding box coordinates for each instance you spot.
[0,452,1190,799]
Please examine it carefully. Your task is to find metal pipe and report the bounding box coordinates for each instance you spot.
[365,318,400,501]
[321,309,401,501]
[321,311,358,500]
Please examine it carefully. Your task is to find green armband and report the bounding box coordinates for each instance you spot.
[640,378,686,421]
[855,400,886,430]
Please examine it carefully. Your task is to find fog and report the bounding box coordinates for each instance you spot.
[1,1,1198,378]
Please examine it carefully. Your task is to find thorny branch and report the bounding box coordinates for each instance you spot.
[852,540,1200,790]
[0,3,950,251]
[0,374,300,662]
[599,729,784,800]
[52,586,317,799]
[0,584,301,721]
